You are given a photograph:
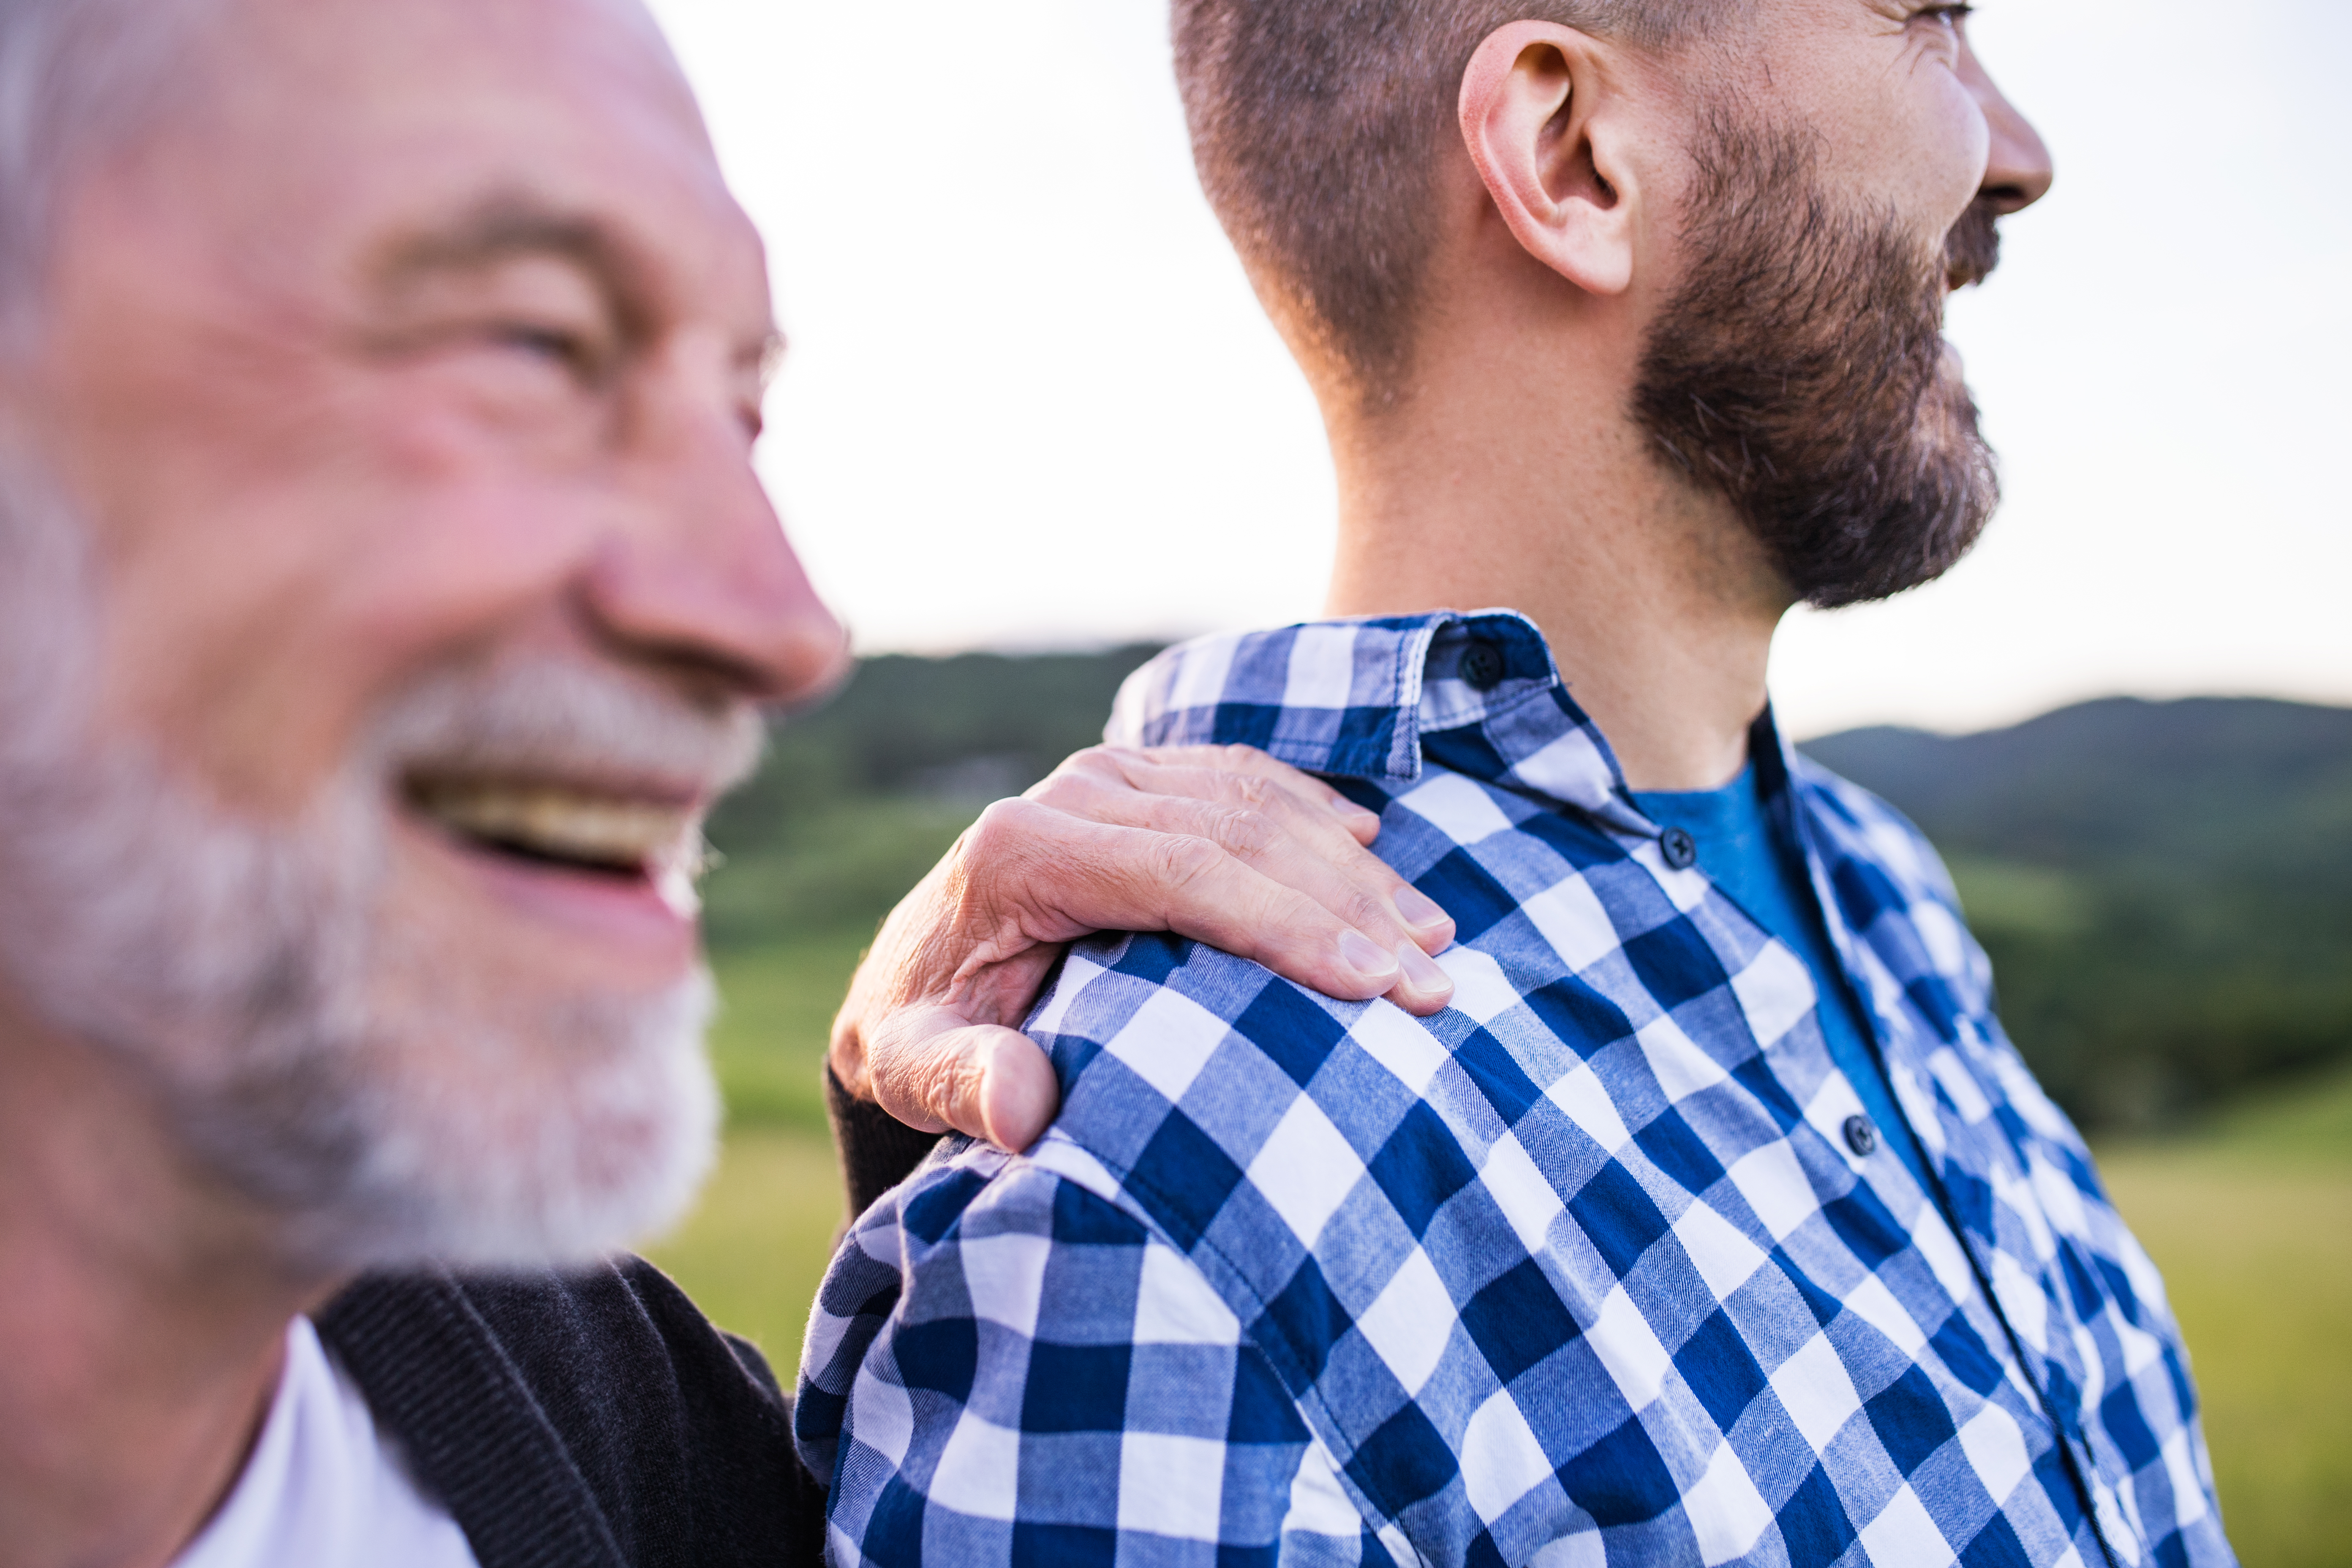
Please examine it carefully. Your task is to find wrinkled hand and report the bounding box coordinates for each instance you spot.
[829,744,1457,1153]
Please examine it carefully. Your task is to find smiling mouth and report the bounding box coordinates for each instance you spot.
[406,776,705,882]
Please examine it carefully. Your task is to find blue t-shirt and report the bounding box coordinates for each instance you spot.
[1633,766,1933,1191]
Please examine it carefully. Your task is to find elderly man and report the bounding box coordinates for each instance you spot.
[803,3,2235,1565]
[0,0,1470,1565]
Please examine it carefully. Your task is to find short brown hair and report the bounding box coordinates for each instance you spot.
[1172,0,1726,405]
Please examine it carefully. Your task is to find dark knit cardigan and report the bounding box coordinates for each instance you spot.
[313,1074,939,1568]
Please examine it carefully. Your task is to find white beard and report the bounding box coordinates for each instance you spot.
[0,457,743,1271]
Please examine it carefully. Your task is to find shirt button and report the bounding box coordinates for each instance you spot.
[1659,827,1698,870]
[1843,1115,1878,1158]
[1459,640,1505,691]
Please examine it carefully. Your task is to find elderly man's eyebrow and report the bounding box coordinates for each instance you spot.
[372,196,781,371]
[376,198,631,283]
[368,197,652,338]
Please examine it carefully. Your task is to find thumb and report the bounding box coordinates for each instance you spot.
[867,1005,1064,1153]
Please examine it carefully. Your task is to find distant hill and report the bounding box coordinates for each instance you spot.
[1803,697,2352,889]
[705,656,2352,1132]
[1805,697,2352,1130]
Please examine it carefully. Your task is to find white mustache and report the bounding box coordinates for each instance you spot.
[368,656,767,800]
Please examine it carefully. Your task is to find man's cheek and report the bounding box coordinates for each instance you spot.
[334,475,604,652]
[94,474,594,815]
[88,509,374,809]
[1897,67,1994,228]
[378,358,615,477]
[1794,36,1988,228]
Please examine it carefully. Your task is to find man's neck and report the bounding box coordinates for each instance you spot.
[0,1000,336,1568]
[1316,296,1791,793]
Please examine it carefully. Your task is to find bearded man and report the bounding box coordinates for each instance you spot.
[0,0,1474,1565]
[800,4,2236,1564]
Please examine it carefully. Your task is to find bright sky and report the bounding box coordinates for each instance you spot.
[645,0,2350,738]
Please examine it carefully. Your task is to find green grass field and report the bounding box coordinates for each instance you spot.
[654,947,2352,1561]
[697,931,873,1133]
[2092,1075,2352,1565]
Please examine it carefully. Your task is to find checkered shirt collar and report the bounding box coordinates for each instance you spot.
[1110,610,1664,837]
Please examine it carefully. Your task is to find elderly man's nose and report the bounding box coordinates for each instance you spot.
[1965,49,2053,214]
[583,423,850,707]
[584,521,848,706]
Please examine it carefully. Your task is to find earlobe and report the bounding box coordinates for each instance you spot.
[1458,21,1636,297]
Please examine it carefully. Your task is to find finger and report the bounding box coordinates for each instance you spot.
[1026,770,1455,959]
[953,803,1448,1006]
[1387,940,1458,1020]
[866,1003,1063,1152]
[968,1026,1062,1152]
[1154,853,1458,1014]
[1098,752,1379,862]
[1079,828,1459,1010]
[1102,743,1384,843]
[1099,760,1452,950]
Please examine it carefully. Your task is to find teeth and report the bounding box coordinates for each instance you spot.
[412,780,698,873]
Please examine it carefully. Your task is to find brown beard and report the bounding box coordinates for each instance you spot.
[1631,112,2002,608]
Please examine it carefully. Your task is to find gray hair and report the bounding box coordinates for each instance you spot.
[0,0,220,347]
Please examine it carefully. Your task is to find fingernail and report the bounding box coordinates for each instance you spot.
[1396,940,1453,998]
[1393,885,1448,930]
[1339,928,1400,982]
[1330,794,1379,822]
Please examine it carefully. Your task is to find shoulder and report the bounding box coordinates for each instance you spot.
[800,1139,1173,1361]
[798,1141,1347,1563]
[795,1141,1305,1529]
[1029,934,1403,1250]
[456,1255,786,1395]
[1021,932,1535,1374]
[323,1260,820,1568]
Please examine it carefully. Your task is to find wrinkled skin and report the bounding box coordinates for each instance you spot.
[833,744,1460,1153]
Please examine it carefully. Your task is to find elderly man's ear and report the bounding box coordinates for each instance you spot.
[1458,22,1645,297]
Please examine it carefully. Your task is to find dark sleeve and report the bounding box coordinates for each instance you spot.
[825,1063,945,1221]
[322,1259,827,1568]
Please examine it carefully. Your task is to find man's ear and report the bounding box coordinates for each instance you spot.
[1458,21,1638,297]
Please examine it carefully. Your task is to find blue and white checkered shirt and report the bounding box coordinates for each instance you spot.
[798,612,2232,1567]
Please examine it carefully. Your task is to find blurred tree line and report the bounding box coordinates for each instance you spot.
[700,647,1163,948]
[1808,697,2352,1131]
[705,649,2352,1135]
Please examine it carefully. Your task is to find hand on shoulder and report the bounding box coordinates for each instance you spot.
[828,743,1457,1152]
